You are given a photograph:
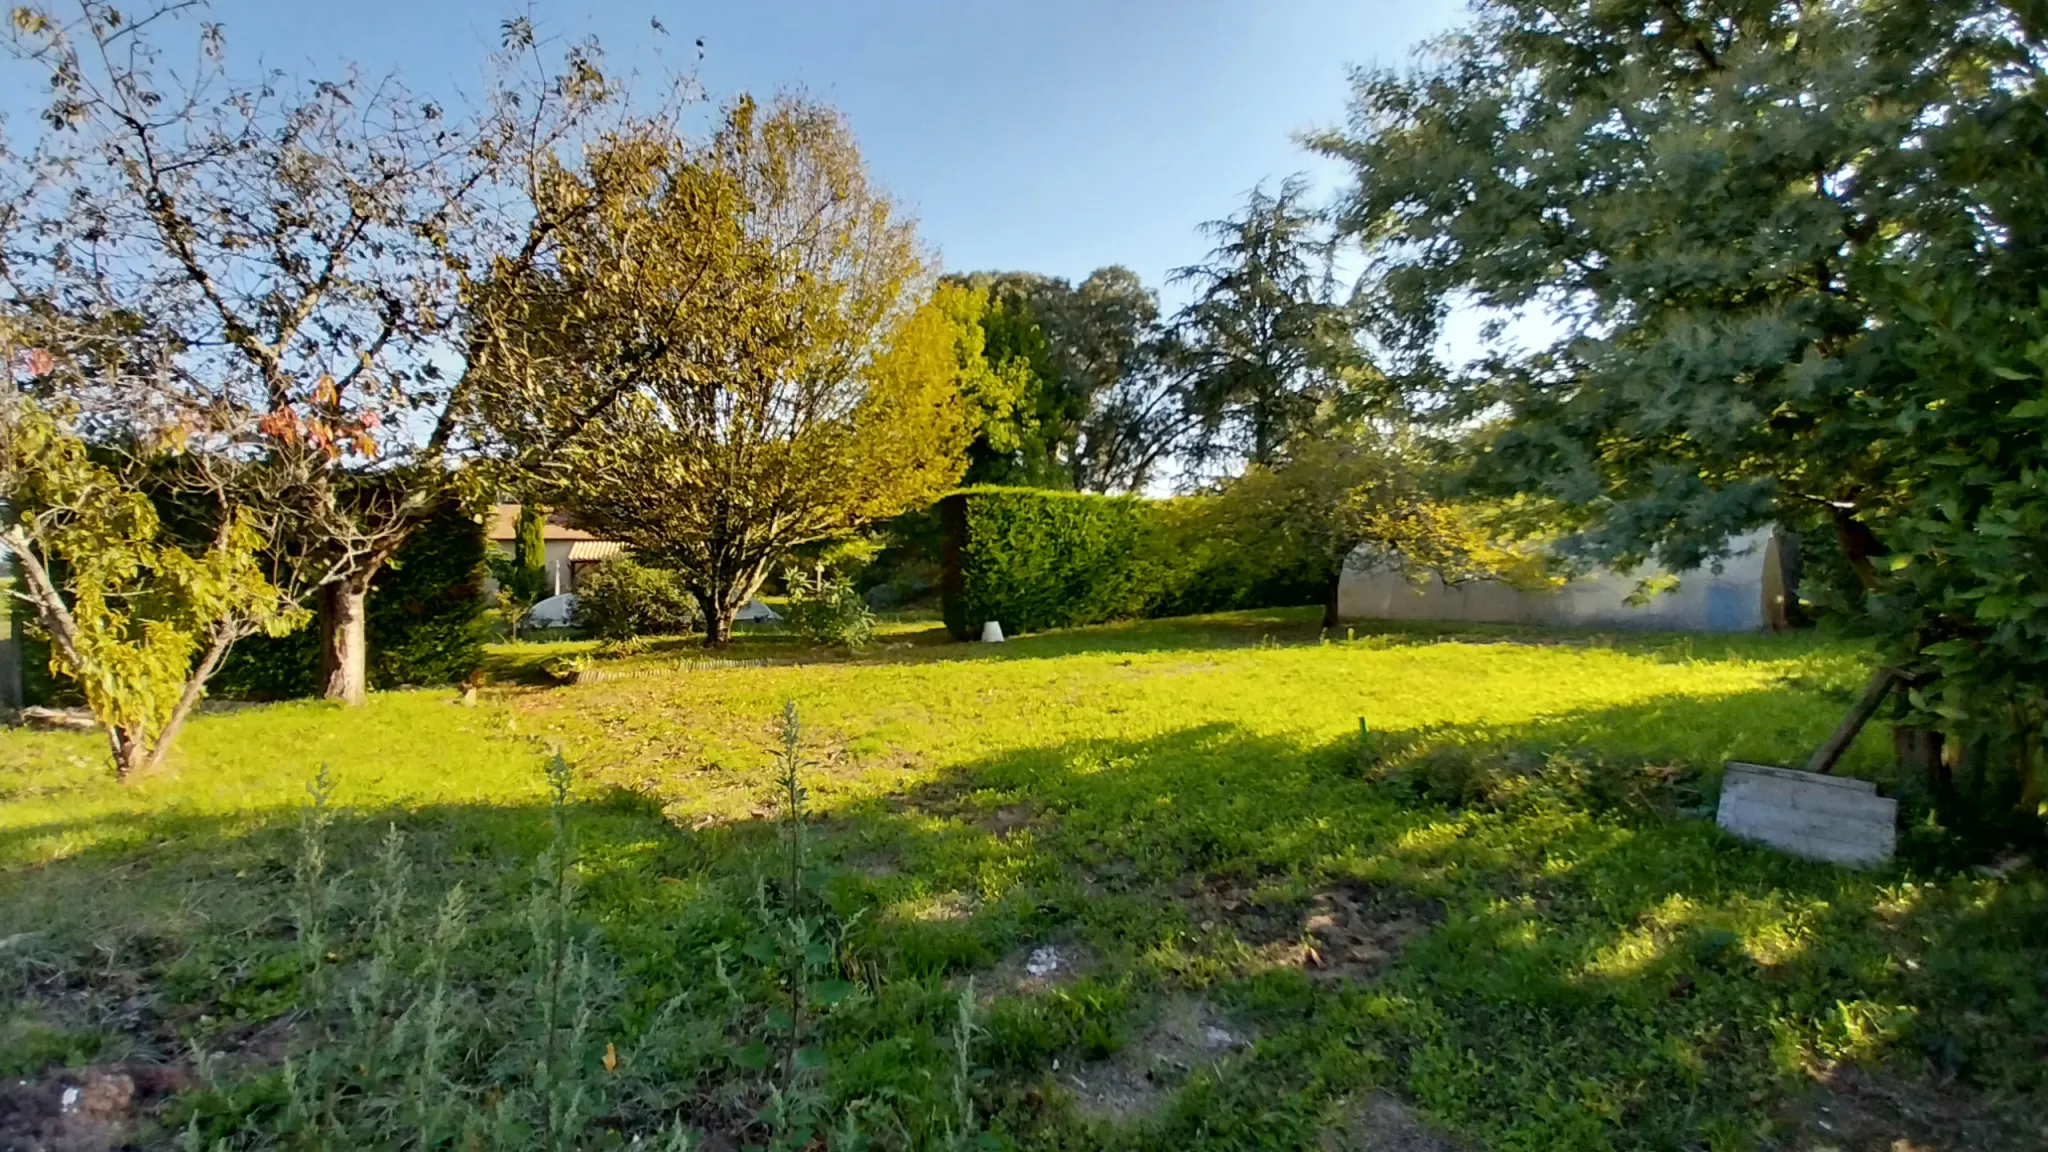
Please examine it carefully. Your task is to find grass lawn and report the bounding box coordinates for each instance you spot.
[2,608,2043,1150]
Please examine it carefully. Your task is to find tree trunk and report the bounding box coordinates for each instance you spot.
[320,577,372,705]
[141,631,235,776]
[1894,724,1946,791]
[703,601,735,647]
[1322,570,1343,631]
[111,729,149,781]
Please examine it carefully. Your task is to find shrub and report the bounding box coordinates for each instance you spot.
[541,654,592,684]
[938,487,1319,639]
[782,569,876,649]
[571,556,700,640]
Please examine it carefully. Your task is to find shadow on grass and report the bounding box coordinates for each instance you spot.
[1,685,2039,1150]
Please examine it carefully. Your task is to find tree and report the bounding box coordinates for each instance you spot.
[946,267,1186,492]
[478,97,970,645]
[0,394,302,777]
[1314,0,2048,825]
[1202,431,1547,630]
[1168,178,1362,471]
[2,3,668,704]
[1062,268,1186,493]
[947,272,1072,486]
[924,282,1045,488]
[486,503,551,641]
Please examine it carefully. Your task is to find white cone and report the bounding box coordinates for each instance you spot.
[980,620,1005,643]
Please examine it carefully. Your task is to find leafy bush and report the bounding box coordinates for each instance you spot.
[571,556,700,640]
[592,635,649,659]
[941,488,1163,639]
[939,487,1318,639]
[781,569,876,649]
[540,654,592,684]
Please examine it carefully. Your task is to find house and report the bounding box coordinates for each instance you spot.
[484,503,784,628]
[486,504,623,596]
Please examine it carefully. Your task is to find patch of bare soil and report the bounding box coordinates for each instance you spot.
[1062,996,1252,1122]
[0,1064,195,1152]
[1196,878,1443,983]
[983,942,1095,998]
[1772,1063,2046,1152]
[978,804,1036,840]
[1320,1092,1470,1152]
[842,849,901,880]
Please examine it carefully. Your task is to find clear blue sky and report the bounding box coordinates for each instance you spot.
[192,0,1469,299]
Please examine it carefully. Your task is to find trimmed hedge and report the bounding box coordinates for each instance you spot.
[210,503,489,699]
[939,487,1318,639]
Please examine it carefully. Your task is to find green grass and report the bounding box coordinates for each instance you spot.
[2,608,2043,1149]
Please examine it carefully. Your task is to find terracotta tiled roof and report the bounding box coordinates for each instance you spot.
[487,503,602,542]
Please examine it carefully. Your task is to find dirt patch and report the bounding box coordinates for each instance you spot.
[983,941,1095,997]
[1195,878,1442,983]
[1320,1092,1470,1152]
[1062,996,1252,1121]
[1772,1063,2045,1152]
[0,1064,195,1152]
[979,804,1036,840]
[842,850,901,880]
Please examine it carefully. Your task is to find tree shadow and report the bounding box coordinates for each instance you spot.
[2,682,2038,1150]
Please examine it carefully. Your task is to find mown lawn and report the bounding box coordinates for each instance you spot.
[2,609,2043,1150]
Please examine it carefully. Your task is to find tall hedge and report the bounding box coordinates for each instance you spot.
[209,503,489,699]
[939,487,1319,639]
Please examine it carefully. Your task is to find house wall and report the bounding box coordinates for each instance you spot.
[482,540,578,598]
[1337,530,1788,633]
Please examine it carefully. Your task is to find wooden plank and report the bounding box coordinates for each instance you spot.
[1804,667,1896,775]
[1718,800,1896,867]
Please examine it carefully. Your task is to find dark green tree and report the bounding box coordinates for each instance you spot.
[488,503,552,640]
[1168,177,1361,471]
[1314,0,2048,827]
[515,504,549,581]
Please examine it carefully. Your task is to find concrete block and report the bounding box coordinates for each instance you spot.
[1717,761,1895,868]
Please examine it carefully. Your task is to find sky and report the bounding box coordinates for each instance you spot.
[181,0,1472,301]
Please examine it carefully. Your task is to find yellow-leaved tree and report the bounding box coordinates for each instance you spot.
[467,95,972,644]
[0,397,304,777]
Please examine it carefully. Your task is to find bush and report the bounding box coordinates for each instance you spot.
[209,504,488,699]
[782,570,876,649]
[572,556,700,640]
[938,487,1319,639]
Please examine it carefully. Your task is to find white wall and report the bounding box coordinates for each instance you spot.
[1338,530,1787,633]
[482,541,576,598]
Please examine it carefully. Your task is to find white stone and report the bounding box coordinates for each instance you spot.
[981,620,1005,643]
[734,597,781,623]
[1716,761,1896,868]
[1024,946,1061,977]
[527,592,578,628]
